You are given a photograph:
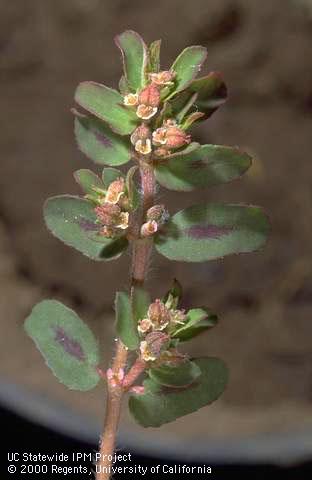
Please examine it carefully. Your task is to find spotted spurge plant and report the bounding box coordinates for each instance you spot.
[24,31,269,479]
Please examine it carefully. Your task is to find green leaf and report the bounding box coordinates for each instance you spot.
[115,30,148,92]
[159,142,200,160]
[163,278,182,308]
[148,39,161,73]
[149,360,201,388]
[102,167,124,188]
[189,72,227,119]
[173,308,218,342]
[126,166,140,210]
[155,145,251,192]
[132,285,151,323]
[25,300,100,391]
[119,75,130,95]
[170,46,207,94]
[115,292,139,350]
[155,203,270,262]
[75,82,138,135]
[74,169,104,195]
[129,357,228,427]
[44,195,128,261]
[74,114,131,166]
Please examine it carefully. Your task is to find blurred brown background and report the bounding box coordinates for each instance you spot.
[0,0,311,446]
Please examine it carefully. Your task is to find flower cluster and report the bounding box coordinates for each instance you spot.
[93,177,130,238]
[138,297,186,362]
[124,71,191,157]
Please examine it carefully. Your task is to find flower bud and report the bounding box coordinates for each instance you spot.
[149,70,176,86]
[154,147,170,157]
[137,318,153,334]
[123,93,139,106]
[95,204,129,231]
[140,331,170,361]
[105,177,125,204]
[95,203,121,226]
[140,220,158,237]
[148,299,171,330]
[164,126,191,149]
[130,124,151,146]
[146,204,167,223]
[138,84,160,107]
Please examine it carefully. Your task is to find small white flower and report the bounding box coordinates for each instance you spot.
[134,138,152,155]
[124,93,139,106]
[136,104,158,120]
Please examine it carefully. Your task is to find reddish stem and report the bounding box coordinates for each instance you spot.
[96,161,155,480]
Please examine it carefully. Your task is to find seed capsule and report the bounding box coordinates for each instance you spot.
[148,299,171,330]
[138,84,160,107]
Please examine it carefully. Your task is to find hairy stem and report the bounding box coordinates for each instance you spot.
[96,161,155,480]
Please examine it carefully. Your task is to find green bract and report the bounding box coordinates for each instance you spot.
[25,300,100,391]
[44,196,128,261]
[170,46,207,94]
[115,292,139,350]
[74,169,104,194]
[129,357,228,427]
[148,360,201,388]
[155,145,251,192]
[115,30,148,92]
[173,308,218,342]
[155,203,269,262]
[132,286,151,324]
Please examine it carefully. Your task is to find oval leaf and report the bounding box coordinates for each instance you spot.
[170,46,207,93]
[132,286,151,323]
[115,30,148,91]
[115,291,139,350]
[74,115,131,166]
[155,145,251,192]
[149,360,201,388]
[129,357,228,427]
[44,195,128,261]
[74,169,104,194]
[189,72,227,119]
[75,82,138,135]
[172,308,218,342]
[102,167,124,188]
[148,39,161,73]
[155,203,270,262]
[25,300,100,391]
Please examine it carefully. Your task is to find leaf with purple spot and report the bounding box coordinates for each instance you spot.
[155,145,251,192]
[74,113,131,166]
[44,195,128,261]
[25,300,100,391]
[154,203,270,262]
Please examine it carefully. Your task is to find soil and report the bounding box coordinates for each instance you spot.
[1,0,312,441]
